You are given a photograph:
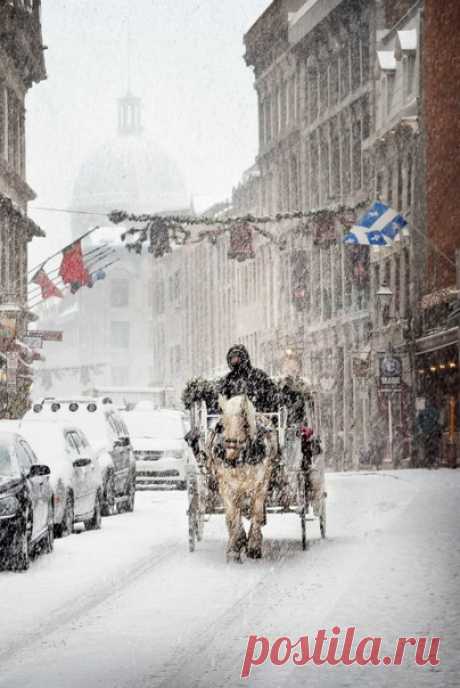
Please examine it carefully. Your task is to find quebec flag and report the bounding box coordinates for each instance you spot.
[343,202,408,246]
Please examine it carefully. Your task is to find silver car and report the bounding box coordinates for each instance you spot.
[122,409,191,490]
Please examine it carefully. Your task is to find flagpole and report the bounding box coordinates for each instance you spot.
[28,258,120,310]
[28,244,115,289]
[27,225,101,276]
[28,248,116,300]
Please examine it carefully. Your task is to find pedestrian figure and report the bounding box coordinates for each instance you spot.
[416,401,442,468]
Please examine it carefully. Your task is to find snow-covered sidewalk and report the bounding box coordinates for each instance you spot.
[0,470,458,688]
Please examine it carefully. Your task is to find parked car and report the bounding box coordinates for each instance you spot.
[0,431,54,571]
[25,397,136,515]
[0,419,103,536]
[121,408,191,490]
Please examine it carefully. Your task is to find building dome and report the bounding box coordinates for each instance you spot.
[72,94,189,228]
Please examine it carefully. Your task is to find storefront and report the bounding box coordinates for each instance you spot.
[415,327,459,466]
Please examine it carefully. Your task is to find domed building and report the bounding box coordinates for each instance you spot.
[33,94,192,403]
[71,93,189,238]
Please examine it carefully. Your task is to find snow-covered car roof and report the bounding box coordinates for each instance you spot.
[5,418,79,487]
[121,409,186,441]
[25,398,124,452]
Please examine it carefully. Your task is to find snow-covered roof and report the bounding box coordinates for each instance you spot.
[377,51,397,71]
[397,29,417,52]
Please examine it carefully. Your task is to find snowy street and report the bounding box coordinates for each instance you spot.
[0,469,459,688]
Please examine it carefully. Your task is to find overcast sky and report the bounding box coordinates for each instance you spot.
[27,0,269,265]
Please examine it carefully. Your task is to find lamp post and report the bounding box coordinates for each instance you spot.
[375,282,396,466]
[376,282,393,331]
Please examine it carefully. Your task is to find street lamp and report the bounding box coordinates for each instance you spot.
[376,282,393,329]
[376,282,393,308]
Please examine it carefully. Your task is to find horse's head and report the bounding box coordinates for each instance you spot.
[218,394,256,461]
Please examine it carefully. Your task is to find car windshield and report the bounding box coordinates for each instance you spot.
[0,441,14,477]
[123,413,184,440]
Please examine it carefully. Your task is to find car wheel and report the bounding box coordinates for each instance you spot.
[55,493,74,538]
[125,479,136,513]
[85,492,102,531]
[101,475,116,517]
[43,503,55,554]
[10,514,31,572]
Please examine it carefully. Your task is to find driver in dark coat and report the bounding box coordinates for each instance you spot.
[217,345,278,413]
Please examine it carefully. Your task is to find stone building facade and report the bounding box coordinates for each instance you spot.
[150,0,456,467]
[0,0,46,414]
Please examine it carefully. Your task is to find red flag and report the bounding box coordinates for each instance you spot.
[58,240,90,286]
[32,269,63,299]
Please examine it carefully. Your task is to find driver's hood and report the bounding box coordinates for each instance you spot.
[131,437,183,452]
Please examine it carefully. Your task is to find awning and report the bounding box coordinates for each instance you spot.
[415,327,459,356]
[377,51,397,72]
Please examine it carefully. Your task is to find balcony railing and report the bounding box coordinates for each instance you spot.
[5,0,34,12]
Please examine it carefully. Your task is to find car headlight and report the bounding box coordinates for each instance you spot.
[0,495,19,518]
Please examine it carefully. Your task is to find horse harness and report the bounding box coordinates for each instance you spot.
[211,422,270,468]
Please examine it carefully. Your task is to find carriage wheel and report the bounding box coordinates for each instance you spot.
[188,511,197,552]
[300,509,307,550]
[297,473,308,551]
[319,497,327,539]
[187,476,199,552]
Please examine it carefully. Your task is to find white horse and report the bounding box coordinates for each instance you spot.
[207,394,277,561]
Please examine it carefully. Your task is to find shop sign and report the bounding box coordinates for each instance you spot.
[379,354,402,389]
[6,352,19,393]
[0,318,16,338]
[352,354,371,378]
[23,335,43,349]
[32,330,63,342]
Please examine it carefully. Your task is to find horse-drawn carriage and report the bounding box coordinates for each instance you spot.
[186,395,327,559]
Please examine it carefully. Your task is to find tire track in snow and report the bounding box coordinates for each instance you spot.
[0,541,180,665]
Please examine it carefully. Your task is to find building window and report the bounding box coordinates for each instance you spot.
[259,97,265,147]
[397,158,403,210]
[376,170,384,201]
[352,119,362,191]
[110,279,129,307]
[404,54,416,98]
[310,134,320,208]
[281,81,288,130]
[319,65,328,114]
[328,56,339,107]
[112,366,129,386]
[155,281,165,314]
[320,132,330,204]
[387,167,394,207]
[386,74,395,115]
[361,32,370,83]
[407,152,413,209]
[265,97,272,144]
[394,255,401,316]
[174,270,181,303]
[351,36,361,92]
[307,63,319,122]
[341,123,351,197]
[110,321,130,349]
[0,86,6,161]
[340,47,350,99]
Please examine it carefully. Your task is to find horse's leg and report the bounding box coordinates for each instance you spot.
[247,462,270,559]
[220,474,246,561]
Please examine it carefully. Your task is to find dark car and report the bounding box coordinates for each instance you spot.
[0,432,54,571]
